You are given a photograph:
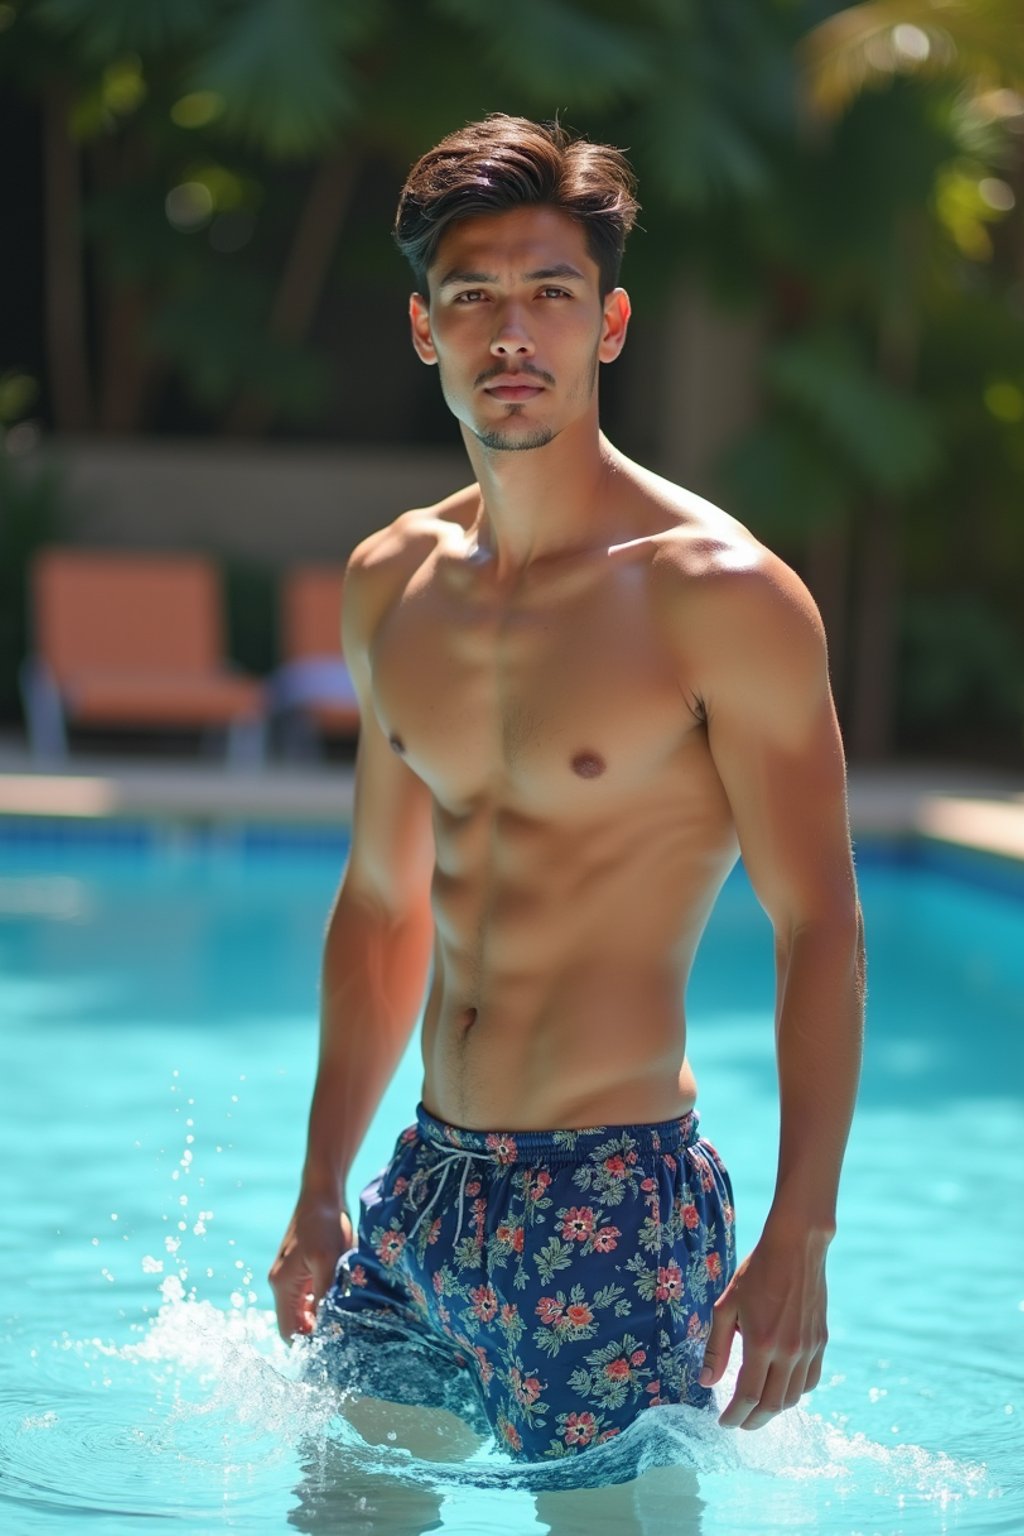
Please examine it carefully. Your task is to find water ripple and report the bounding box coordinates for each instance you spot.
[1,1279,1003,1534]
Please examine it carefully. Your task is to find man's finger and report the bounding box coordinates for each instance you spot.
[734,1359,794,1431]
[699,1291,739,1386]
[271,1256,314,1341]
[306,1249,338,1310]
[717,1347,769,1428]
[803,1348,825,1396]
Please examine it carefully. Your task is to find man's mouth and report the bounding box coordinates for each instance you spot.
[483,377,547,402]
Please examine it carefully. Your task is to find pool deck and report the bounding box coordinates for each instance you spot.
[0,741,1021,864]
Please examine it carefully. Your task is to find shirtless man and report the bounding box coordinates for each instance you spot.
[270,114,865,1479]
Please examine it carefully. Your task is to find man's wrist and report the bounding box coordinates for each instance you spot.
[299,1161,348,1207]
[762,1203,836,1246]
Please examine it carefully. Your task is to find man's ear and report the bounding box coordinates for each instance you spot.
[598,287,631,364]
[409,292,437,366]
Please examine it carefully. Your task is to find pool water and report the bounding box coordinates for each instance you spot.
[0,830,1021,1534]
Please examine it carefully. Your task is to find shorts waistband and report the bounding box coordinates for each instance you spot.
[413,1101,700,1165]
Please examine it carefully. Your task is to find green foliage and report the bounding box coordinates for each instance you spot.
[189,0,373,158]
[33,0,210,61]
[434,0,655,111]
[718,417,852,541]
[147,274,329,419]
[626,0,798,209]
[766,330,941,495]
[4,0,1024,760]
[899,593,1024,749]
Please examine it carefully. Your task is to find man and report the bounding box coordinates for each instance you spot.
[269,114,865,1476]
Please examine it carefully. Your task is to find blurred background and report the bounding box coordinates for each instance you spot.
[1,0,1022,767]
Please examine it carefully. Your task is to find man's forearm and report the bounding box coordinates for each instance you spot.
[766,905,865,1235]
[300,887,434,1204]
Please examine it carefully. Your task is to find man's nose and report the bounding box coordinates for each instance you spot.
[491,309,534,357]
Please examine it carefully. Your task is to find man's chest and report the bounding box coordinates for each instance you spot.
[367,563,699,814]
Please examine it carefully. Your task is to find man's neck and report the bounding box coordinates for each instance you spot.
[460,416,622,580]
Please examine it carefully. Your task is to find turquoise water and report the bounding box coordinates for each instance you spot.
[0,828,1021,1534]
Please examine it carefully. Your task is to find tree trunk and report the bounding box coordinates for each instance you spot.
[848,498,902,761]
[90,134,158,434]
[227,149,360,436]
[847,302,918,761]
[42,80,92,430]
[226,150,360,437]
[804,518,851,718]
[98,281,153,432]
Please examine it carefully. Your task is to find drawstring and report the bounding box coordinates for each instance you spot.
[407,1147,497,1248]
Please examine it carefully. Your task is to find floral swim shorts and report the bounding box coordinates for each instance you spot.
[312,1101,736,1469]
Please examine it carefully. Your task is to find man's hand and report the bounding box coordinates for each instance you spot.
[269,1198,355,1341]
[699,1222,831,1430]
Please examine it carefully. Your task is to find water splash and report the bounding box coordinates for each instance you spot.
[90,1279,992,1505]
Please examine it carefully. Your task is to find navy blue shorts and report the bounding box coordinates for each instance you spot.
[312,1102,736,1466]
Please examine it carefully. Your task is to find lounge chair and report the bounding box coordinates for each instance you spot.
[268,564,360,758]
[21,547,266,764]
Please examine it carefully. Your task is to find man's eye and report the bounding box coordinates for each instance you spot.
[454,291,486,303]
[540,287,570,299]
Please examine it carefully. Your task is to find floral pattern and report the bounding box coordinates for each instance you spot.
[317,1102,735,1464]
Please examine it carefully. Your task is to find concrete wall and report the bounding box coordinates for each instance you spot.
[51,438,469,566]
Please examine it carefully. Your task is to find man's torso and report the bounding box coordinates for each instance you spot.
[358,467,760,1130]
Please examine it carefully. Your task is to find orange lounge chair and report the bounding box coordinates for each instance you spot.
[269,564,360,757]
[21,547,266,764]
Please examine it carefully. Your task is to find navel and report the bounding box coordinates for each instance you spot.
[388,732,405,755]
[461,1007,478,1031]
[571,750,606,780]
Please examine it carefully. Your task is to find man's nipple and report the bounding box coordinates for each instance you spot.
[571,750,606,779]
[389,732,405,755]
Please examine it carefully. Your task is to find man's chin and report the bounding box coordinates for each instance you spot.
[474,425,556,453]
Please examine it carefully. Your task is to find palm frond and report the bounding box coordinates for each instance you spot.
[800,0,1024,121]
[433,0,655,111]
[766,331,941,494]
[189,0,376,158]
[34,0,211,61]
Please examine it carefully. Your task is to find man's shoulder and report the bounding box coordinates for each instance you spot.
[633,474,825,663]
[346,484,478,582]
[633,473,797,597]
[340,484,477,657]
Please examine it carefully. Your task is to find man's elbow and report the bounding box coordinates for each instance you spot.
[779,898,864,967]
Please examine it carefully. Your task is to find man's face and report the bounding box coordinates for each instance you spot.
[409,205,630,453]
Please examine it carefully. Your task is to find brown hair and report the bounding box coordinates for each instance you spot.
[394,113,639,298]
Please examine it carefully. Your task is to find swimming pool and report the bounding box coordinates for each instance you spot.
[1,826,1021,1534]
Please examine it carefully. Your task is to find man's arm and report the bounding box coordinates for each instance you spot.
[669,546,865,1428]
[269,532,435,1340]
